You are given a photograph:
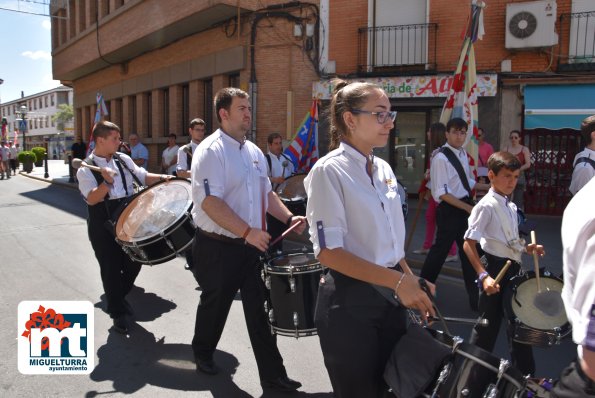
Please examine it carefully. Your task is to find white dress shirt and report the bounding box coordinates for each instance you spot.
[176,141,200,173]
[267,152,294,178]
[561,177,595,359]
[430,143,476,202]
[304,142,406,267]
[465,188,522,261]
[191,129,271,238]
[161,145,179,174]
[77,152,148,200]
[569,147,595,195]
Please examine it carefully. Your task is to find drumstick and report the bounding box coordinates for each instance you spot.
[530,230,542,293]
[269,218,305,248]
[493,260,512,285]
[72,158,117,176]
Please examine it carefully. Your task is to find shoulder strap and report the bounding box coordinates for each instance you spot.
[574,156,595,169]
[439,147,472,197]
[265,153,272,175]
[113,152,145,190]
[185,144,192,170]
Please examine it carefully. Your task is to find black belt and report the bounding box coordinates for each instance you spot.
[198,228,244,245]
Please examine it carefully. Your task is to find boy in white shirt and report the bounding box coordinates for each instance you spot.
[463,151,545,376]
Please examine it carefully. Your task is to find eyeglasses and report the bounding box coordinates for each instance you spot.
[447,129,467,136]
[350,109,397,124]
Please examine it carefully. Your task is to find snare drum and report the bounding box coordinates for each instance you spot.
[115,179,196,265]
[276,174,307,216]
[424,329,526,398]
[263,248,323,338]
[503,269,571,347]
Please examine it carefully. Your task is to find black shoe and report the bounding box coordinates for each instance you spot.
[112,316,129,334]
[196,358,219,375]
[184,263,193,270]
[261,376,302,392]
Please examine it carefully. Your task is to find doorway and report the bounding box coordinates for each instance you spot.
[390,108,441,195]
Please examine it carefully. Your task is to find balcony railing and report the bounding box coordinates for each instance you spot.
[558,10,595,72]
[358,23,437,75]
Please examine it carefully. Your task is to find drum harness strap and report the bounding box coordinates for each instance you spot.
[86,152,143,223]
[439,147,474,204]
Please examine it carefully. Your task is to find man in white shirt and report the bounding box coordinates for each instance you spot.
[569,115,595,195]
[9,140,17,176]
[552,177,595,397]
[265,132,295,252]
[189,87,305,391]
[176,118,205,271]
[161,134,179,175]
[176,118,205,179]
[420,118,489,311]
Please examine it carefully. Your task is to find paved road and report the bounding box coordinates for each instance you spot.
[0,166,577,397]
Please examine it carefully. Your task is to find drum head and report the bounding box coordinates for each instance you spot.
[276,174,307,201]
[115,179,192,243]
[266,250,319,274]
[510,275,567,330]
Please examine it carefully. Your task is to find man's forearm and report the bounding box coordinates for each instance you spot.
[202,195,249,236]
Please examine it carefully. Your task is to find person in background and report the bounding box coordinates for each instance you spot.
[265,132,295,253]
[8,140,17,175]
[552,177,595,397]
[176,118,206,272]
[129,133,149,169]
[161,133,179,176]
[305,80,435,397]
[568,115,595,195]
[502,130,531,210]
[413,122,457,263]
[0,141,10,180]
[476,127,494,200]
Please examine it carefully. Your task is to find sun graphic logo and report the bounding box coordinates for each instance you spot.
[18,301,94,374]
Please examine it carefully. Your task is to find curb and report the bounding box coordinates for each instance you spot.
[18,171,79,190]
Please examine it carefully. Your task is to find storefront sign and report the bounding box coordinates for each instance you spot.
[312,74,498,99]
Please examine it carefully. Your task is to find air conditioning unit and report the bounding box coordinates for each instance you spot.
[505,0,558,49]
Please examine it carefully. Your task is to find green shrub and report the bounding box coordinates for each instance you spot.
[31,146,47,160]
[17,151,37,163]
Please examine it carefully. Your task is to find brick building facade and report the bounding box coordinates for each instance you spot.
[51,0,595,214]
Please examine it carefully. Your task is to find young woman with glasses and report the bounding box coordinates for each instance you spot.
[502,130,531,210]
[304,80,435,397]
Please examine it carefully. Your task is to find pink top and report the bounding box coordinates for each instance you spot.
[478,141,494,167]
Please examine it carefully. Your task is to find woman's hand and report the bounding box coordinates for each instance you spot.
[395,275,436,322]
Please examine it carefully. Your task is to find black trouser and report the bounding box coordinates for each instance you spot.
[420,200,478,310]
[315,270,408,398]
[552,359,595,397]
[9,159,17,173]
[87,200,142,318]
[266,213,285,254]
[191,230,287,382]
[469,252,535,376]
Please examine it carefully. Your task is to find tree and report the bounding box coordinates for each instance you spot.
[51,104,74,133]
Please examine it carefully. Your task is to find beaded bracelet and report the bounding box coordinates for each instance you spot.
[393,273,407,302]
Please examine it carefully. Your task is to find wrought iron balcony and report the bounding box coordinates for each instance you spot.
[558,10,595,72]
[358,23,437,75]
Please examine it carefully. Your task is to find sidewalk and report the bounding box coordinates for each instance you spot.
[20,161,565,280]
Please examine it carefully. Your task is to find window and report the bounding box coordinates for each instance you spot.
[146,92,152,138]
[162,88,169,136]
[51,94,55,106]
[182,84,189,136]
[45,96,48,107]
[204,79,213,135]
[228,73,240,88]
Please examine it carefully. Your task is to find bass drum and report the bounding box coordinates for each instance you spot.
[276,173,307,216]
[115,179,196,265]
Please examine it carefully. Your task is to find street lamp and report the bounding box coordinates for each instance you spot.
[16,104,28,151]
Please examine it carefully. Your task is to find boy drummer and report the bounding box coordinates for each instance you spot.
[463,151,545,376]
